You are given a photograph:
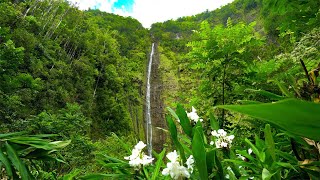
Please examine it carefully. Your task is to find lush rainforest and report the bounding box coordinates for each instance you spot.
[0,0,319,179]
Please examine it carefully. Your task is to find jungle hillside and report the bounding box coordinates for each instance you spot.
[0,0,320,179]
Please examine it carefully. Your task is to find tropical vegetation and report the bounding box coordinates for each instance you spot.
[0,0,319,179]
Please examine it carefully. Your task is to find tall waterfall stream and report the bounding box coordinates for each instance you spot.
[146,43,154,156]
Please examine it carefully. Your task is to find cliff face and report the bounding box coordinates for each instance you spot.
[149,43,167,153]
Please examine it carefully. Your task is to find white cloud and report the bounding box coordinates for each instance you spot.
[129,0,234,28]
[68,0,117,11]
[68,0,234,28]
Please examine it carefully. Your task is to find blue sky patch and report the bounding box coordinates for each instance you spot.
[113,0,134,12]
[92,3,101,10]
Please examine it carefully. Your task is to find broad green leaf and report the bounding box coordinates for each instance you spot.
[5,142,31,180]
[218,99,320,141]
[245,89,285,100]
[0,149,13,177]
[264,124,276,161]
[151,148,166,180]
[209,112,219,130]
[206,150,215,175]
[176,104,192,137]
[214,152,224,179]
[192,127,208,180]
[166,115,186,162]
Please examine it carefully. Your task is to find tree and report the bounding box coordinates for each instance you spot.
[187,18,263,126]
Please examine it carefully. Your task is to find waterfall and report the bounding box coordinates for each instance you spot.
[146,43,154,157]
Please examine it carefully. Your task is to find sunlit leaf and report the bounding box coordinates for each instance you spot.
[218,99,320,141]
[176,104,192,137]
[192,127,208,180]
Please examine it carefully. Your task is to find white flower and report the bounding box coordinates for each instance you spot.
[210,129,234,148]
[166,150,179,162]
[186,155,194,173]
[228,135,235,141]
[221,142,228,147]
[186,106,203,123]
[124,141,154,169]
[211,130,219,137]
[162,151,192,179]
[162,161,190,180]
[135,141,146,151]
[248,148,253,155]
[141,154,154,165]
[218,129,227,136]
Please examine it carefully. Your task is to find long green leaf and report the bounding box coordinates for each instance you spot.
[176,104,192,137]
[192,127,208,180]
[166,115,186,162]
[264,124,276,161]
[8,137,54,150]
[166,107,180,121]
[5,142,31,180]
[218,99,320,141]
[245,89,285,100]
[49,140,71,149]
[0,132,25,139]
[209,112,219,130]
[0,149,13,177]
[151,148,166,180]
[206,150,215,175]
[268,80,294,97]
[97,154,127,164]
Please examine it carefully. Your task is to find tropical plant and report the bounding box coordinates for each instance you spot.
[0,132,70,179]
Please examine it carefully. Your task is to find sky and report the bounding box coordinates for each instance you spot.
[68,0,234,28]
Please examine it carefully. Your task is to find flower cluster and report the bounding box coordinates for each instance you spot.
[124,141,154,170]
[162,150,194,180]
[186,106,203,123]
[210,129,234,148]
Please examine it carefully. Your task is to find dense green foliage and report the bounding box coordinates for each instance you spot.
[0,0,319,179]
[0,0,150,176]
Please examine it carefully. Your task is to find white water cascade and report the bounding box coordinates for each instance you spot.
[146,43,154,157]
